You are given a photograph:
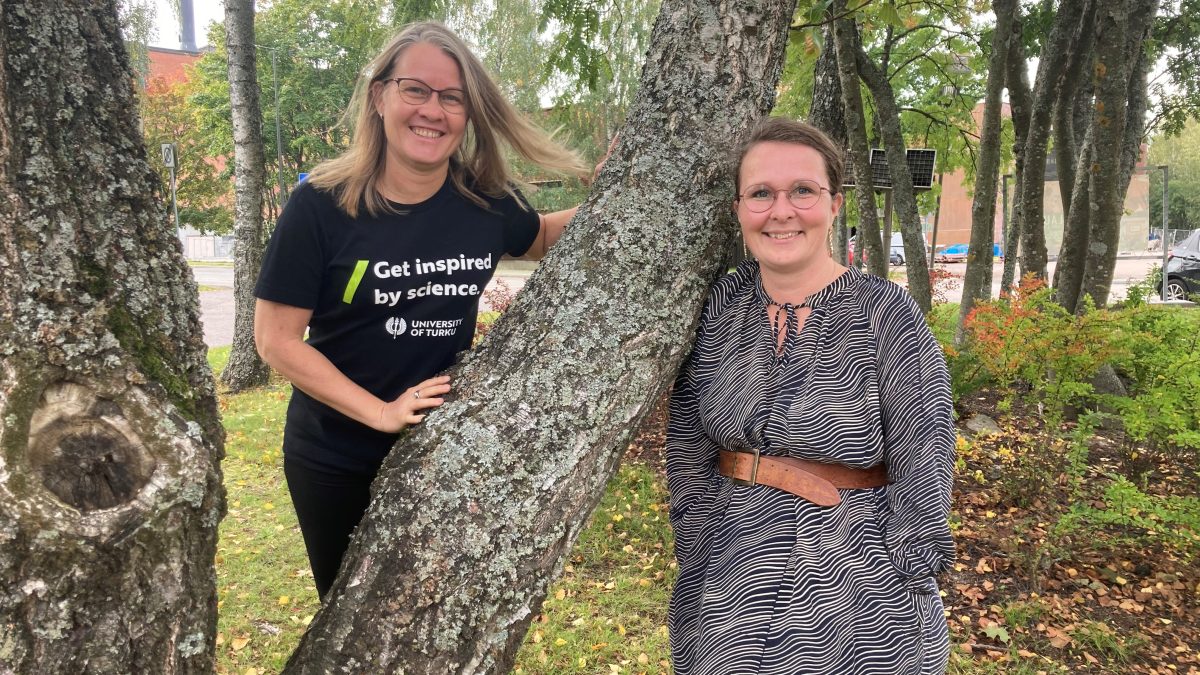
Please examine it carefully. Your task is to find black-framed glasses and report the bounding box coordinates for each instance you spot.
[736,180,833,213]
[387,77,467,113]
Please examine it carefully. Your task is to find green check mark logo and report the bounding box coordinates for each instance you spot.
[343,260,369,304]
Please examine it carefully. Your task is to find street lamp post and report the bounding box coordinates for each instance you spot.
[1159,165,1169,301]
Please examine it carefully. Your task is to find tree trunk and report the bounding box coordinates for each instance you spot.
[0,2,224,672]
[281,1,798,672]
[854,42,933,312]
[1051,1,1097,223]
[220,0,271,391]
[1013,0,1089,282]
[957,0,1015,341]
[807,27,851,265]
[1053,125,1095,310]
[1001,8,1031,293]
[1077,0,1158,308]
[832,8,885,278]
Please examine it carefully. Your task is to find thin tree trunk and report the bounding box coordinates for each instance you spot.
[1078,0,1158,308]
[957,0,1015,342]
[832,8,885,278]
[1053,126,1095,310]
[1052,1,1098,222]
[281,1,799,672]
[1001,8,1031,293]
[854,41,933,312]
[807,27,850,264]
[1013,0,1089,282]
[0,1,224,672]
[221,0,271,391]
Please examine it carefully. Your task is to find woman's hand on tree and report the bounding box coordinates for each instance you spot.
[376,375,452,433]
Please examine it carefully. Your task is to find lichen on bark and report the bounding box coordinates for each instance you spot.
[0,1,223,672]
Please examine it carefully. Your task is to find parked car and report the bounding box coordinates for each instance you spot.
[935,243,969,263]
[1163,229,1200,301]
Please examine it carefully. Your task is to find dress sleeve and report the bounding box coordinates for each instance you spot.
[874,293,956,583]
[666,292,726,560]
[254,184,325,309]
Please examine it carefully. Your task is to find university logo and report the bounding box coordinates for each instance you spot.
[385,317,407,338]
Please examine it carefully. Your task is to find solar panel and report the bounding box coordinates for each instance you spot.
[844,148,937,190]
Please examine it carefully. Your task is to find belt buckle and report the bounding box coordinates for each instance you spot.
[727,447,761,486]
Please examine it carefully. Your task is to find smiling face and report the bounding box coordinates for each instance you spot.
[373,41,468,183]
[736,141,843,278]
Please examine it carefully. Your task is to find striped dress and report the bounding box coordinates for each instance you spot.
[667,261,955,675]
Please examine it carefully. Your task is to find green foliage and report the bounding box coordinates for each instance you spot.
[540,0,659,161]
[140,77,233,233]
[958,277,1118,420]
[1149,120,1200,232]
[117,0,156,84]
[1102,303,1200,476]
[1059,474,1200,558]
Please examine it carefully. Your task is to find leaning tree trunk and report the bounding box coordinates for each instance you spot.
[1053,125,1095,310]
[220,0,271,392]
[1051,0,1097,225]
[832,8,886,278]
[0,2,224,672]
[1013,0,1089,282]
[854,42,933,312]
[1077,0,1157,309]
[281,1,798,672]
[956,0,1015,342]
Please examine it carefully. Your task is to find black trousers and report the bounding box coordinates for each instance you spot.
[283,458,375,600]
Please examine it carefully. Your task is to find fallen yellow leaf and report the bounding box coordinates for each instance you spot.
[277,595,290,606]
[231,636,250,651]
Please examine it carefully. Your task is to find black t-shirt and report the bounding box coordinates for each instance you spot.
[254,178,539,473]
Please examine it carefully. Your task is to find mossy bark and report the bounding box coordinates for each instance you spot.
[0,2,224,672]
[281,1,797,672]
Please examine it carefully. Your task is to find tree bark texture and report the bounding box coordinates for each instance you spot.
[281,1,798,672]
[853,39,933,312]
[806,27,850,265]
[220,0,270,392]
[1051,1,1098,224]
[0,2,224,672]
[832,9,885,278]
[1077,0,1157,309]
[1053,125,1095,309]
[1014,0,1088,282]
[1000,9,1031,293]
[956,0,1015,342]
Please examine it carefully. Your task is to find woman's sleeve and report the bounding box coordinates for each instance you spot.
[255,185,325,309]
[875,293,956,584]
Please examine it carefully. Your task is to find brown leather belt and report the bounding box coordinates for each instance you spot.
[717,449,889,507]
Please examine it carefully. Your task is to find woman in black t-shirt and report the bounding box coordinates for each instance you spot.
[254,21,590,599]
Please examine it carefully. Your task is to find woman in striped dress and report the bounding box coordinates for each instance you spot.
[667,117,955,674]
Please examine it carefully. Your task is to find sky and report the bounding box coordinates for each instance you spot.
[150,0,222,50]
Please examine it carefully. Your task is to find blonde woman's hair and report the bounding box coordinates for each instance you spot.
[305,21,587,217]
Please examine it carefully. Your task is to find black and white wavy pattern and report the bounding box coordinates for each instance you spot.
[667,262,955,674]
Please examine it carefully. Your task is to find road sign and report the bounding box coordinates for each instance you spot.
[161,143,176,168]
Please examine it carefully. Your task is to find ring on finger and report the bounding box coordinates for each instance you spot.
[413,390,421,399]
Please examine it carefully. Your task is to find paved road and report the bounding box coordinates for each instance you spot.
[192,257,1157,348]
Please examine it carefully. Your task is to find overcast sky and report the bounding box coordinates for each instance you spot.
[150,0,222,50]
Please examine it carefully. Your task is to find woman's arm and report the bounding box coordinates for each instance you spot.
[521,207,579,260]
[254,299,450,433]
[875,294,956,584]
